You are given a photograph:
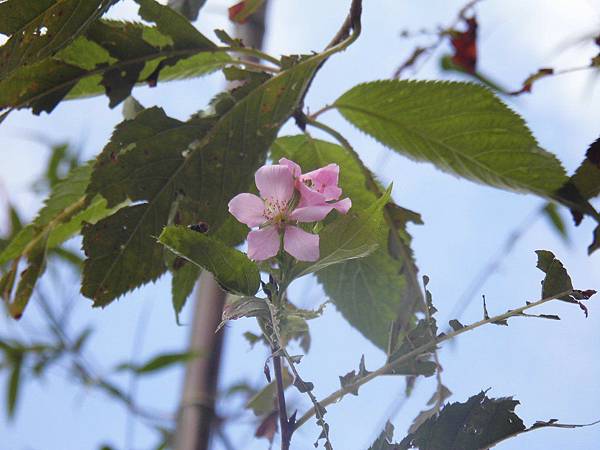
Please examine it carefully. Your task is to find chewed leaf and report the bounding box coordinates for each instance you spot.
[535,250,596,316]
[0,0,114,78]
[398,391,600,450]
[81,48,334,306]
[0,10,229,115]
[159,226,260,296]
[368,421,396,450]
[221,296,269,328]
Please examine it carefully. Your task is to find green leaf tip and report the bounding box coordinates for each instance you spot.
[158,226,260,297]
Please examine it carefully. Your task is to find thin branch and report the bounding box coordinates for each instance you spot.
[295,289,575,428]
[265,296,331,449]
[307,104,334,121]
[326,0,363,49]
[446,206,542,323]
[509,64,600,95]
[273,354,291,450]
[485,418,600,449]
[393,0,485,78]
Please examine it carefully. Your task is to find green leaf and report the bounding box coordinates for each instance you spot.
[0,0,114,78]
[542,202,568,242]
[116,351,198,375]
[159,227,260,296]
[554,136,600,253]
[7,351,23,419]
[0,162,114,266]
[398,392,525,450]
[170,258,200,323]
[222,296,269,323]
[535,250,574,301]
[0,58,87,115]
[137,0,214,49]
[167,216,246,322]
[289,185,390,279]
[167,0,208,21]
[0,162,115,318]
[589,226,600,255]
[563,136,600,201]
[7,231,49,319]
[0,15,229,115]
[535,250,596,317]
[334,80,568,197]
[82,49,332,306]
[397,391,600,450]
[368,422,396,450]
[245,369,292,416]
[271,135,423,350]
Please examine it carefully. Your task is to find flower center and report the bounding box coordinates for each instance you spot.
[263,198,288,223]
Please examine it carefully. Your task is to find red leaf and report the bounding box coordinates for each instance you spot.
[450,16,478,74]
[510,68,554,96]
[255,411,278,442]
[228,1,248,23]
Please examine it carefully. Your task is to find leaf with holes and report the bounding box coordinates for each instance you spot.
[535,250,596,315]
[81,49,335,307]
[398,391,600,450]
[0,0,114,78]
[0,5,229,115]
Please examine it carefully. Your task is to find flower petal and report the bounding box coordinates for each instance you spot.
[279,158,302,178]
[305,163,339,187]
[321,185,342,201]
[332,197,352,214]
[288,204,335,222]
[228,193,265,227]
[247,226,280,261]
[255,164,294,204]
[297,181,327,207]
[284,226,319,261]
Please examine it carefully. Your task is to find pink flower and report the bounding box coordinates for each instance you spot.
[279,158,351,215]
[228,159,351,262]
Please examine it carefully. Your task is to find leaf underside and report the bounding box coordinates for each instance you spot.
[335,80,568,197]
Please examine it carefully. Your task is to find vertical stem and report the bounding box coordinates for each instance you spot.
[173,4,270,450]
[273,354,291,450]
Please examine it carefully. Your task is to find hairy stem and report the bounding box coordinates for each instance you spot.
[295,289,574,428]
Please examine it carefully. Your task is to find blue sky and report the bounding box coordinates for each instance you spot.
[1,1,599,449]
